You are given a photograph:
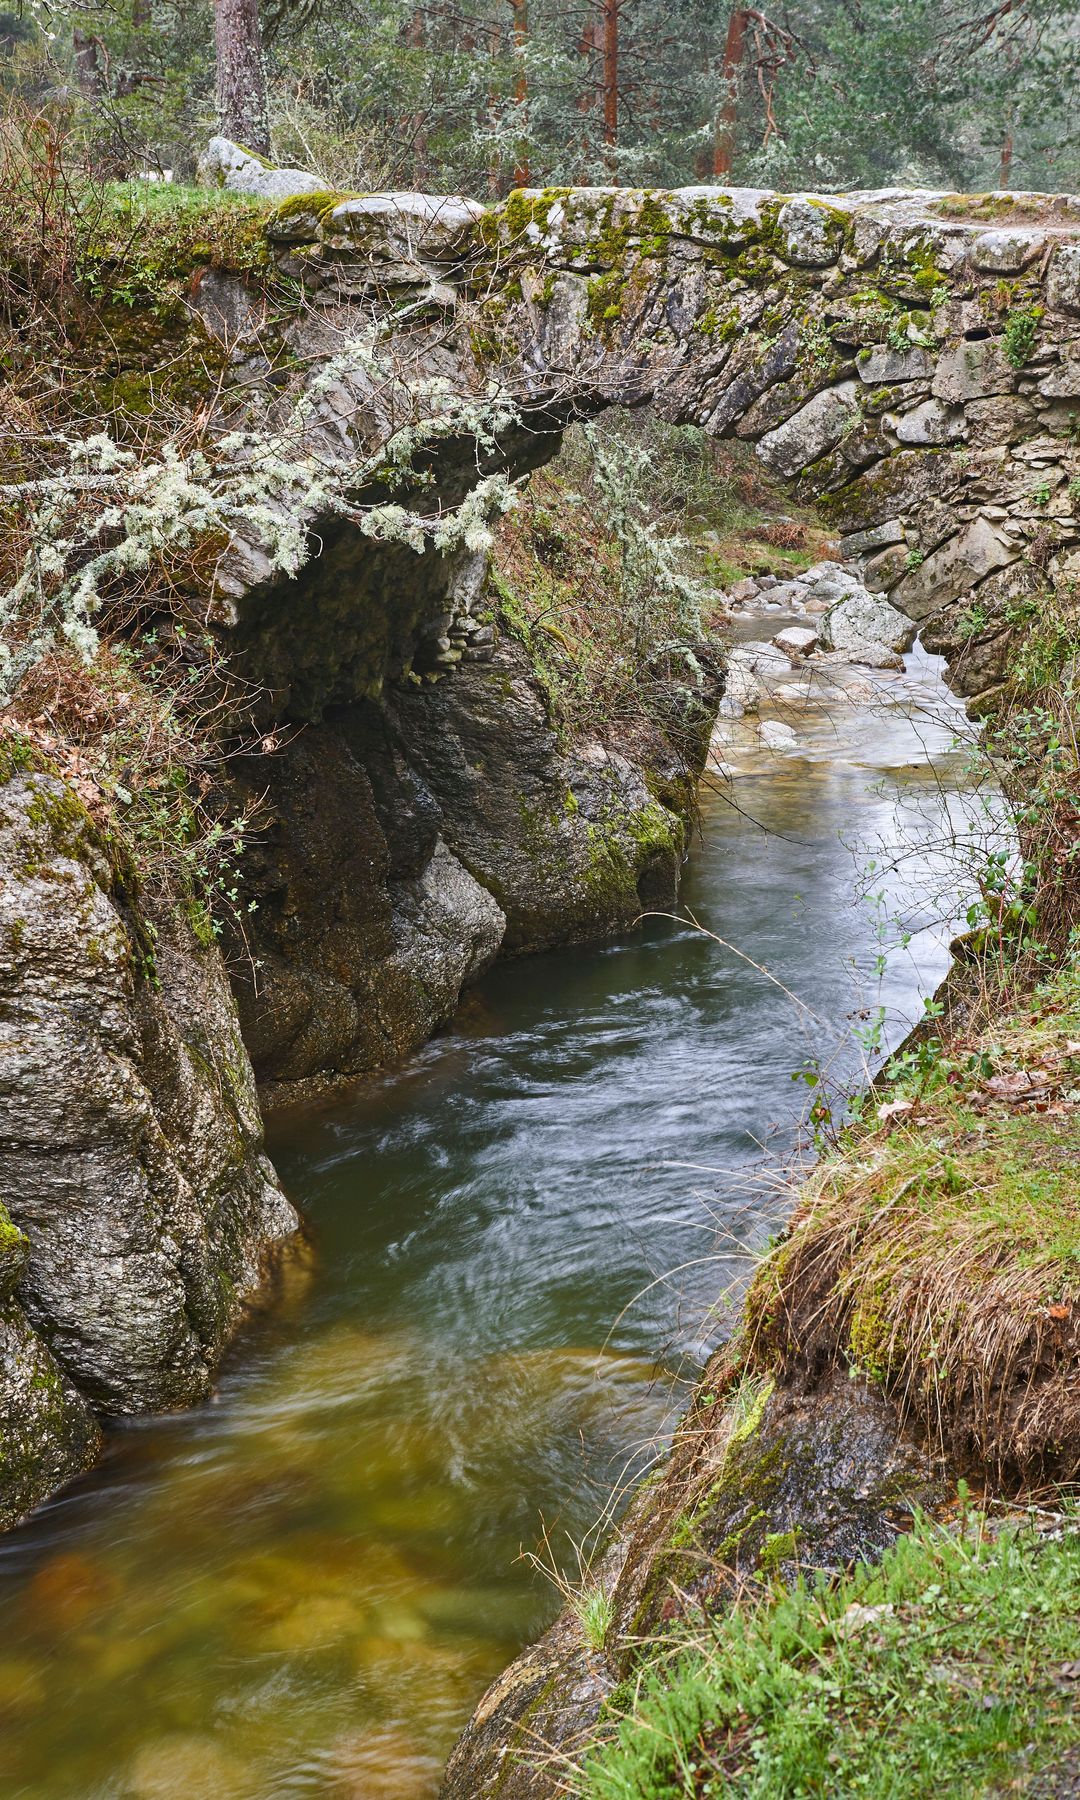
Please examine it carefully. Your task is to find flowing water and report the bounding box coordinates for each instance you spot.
[0,630,986,1799]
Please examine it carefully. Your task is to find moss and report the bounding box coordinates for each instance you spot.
[0,733,38,787]
[0,1205,27,1258]
[267,188,360,230]
[743,960,1080,1479]
[25,781,94,864]
[758,1528,799,1573]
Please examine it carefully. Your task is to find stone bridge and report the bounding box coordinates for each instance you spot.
[204,144,1080,712]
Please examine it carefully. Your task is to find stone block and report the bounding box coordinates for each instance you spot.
[892,515,1015,618]
[777,197,841,267]
[839,519,907,558]
[1047,244,1080,314]
[892,398,966,444]
[757,382,862,478]
[970,229,1045,274]
[856,344,933,384]
[932,339,1015,403]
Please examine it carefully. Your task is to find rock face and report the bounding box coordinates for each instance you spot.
[0,765,297,1520]
[441,1372,943,1797]
[0,1204,101,1531]
[230,630,719,1093]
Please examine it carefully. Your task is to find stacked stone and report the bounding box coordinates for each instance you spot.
[466,184,1080,701]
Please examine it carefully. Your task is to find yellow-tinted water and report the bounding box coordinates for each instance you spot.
[0,639,986,1797]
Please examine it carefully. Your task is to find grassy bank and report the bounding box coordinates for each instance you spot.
[744,955,1080,1486]
[581,1501,1080,1799]
[564,950,1080,1798]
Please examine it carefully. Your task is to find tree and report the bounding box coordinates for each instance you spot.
[508,0,529,184]
[601,0,618,164]
[214,0,270,153]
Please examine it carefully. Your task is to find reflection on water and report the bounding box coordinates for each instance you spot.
[0,637,981,1798]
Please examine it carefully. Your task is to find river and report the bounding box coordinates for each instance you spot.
[0,626,982,1798]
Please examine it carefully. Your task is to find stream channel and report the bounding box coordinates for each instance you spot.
[0,609,988,1799]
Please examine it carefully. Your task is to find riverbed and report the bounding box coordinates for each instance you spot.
[0,628,981,1799]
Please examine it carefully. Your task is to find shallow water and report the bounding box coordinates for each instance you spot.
[0,635,983,1799]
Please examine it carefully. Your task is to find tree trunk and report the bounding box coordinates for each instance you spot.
[509,0,529,187]
[213,0,270,156]
[998,105,1014,190]
[602,0,618,170]
[72,29,105,97]
[713,4,746,179]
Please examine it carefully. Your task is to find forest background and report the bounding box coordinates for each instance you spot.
[5,0,1080,202]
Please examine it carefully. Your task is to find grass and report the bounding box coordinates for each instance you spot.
[574,1584,616,1653]
[742,957,1080,1484]
[578,1503,1080,1799]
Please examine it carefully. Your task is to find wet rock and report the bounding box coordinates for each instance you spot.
[818,586,914,661]
[0,1302,101,1531]
[718,650,764,716]
[227,716,504,1091]
[442,1375,943,1797]
[759,719,799,751]
[0,770,297,1442]
[729,575,761,604]
[387,636,716,954]
[772,625,818,659]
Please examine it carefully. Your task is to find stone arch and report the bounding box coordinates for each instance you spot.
[230,178,1080,711]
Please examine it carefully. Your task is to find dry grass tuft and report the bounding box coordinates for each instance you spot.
[744,964,1080,1488]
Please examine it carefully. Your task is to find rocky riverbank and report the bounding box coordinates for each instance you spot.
[0,397,732,1528]
[440,595,1080,1797]
[443,958,1080,1797]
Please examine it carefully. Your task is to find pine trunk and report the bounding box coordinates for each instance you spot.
[602,0,618,169]
[214,0,270,157]
[713,5,746,179]
[510,0,529,187]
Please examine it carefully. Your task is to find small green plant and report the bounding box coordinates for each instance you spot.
[1003,305,1040,369]
[573,1584,615,1653]
[1031,479,1052,509]
[904,546,924,569]
[956,600,989,640]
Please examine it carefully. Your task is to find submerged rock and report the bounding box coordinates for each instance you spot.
[759,719,799,751]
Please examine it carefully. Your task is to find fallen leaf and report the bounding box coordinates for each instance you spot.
[877,1099,913,1123]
